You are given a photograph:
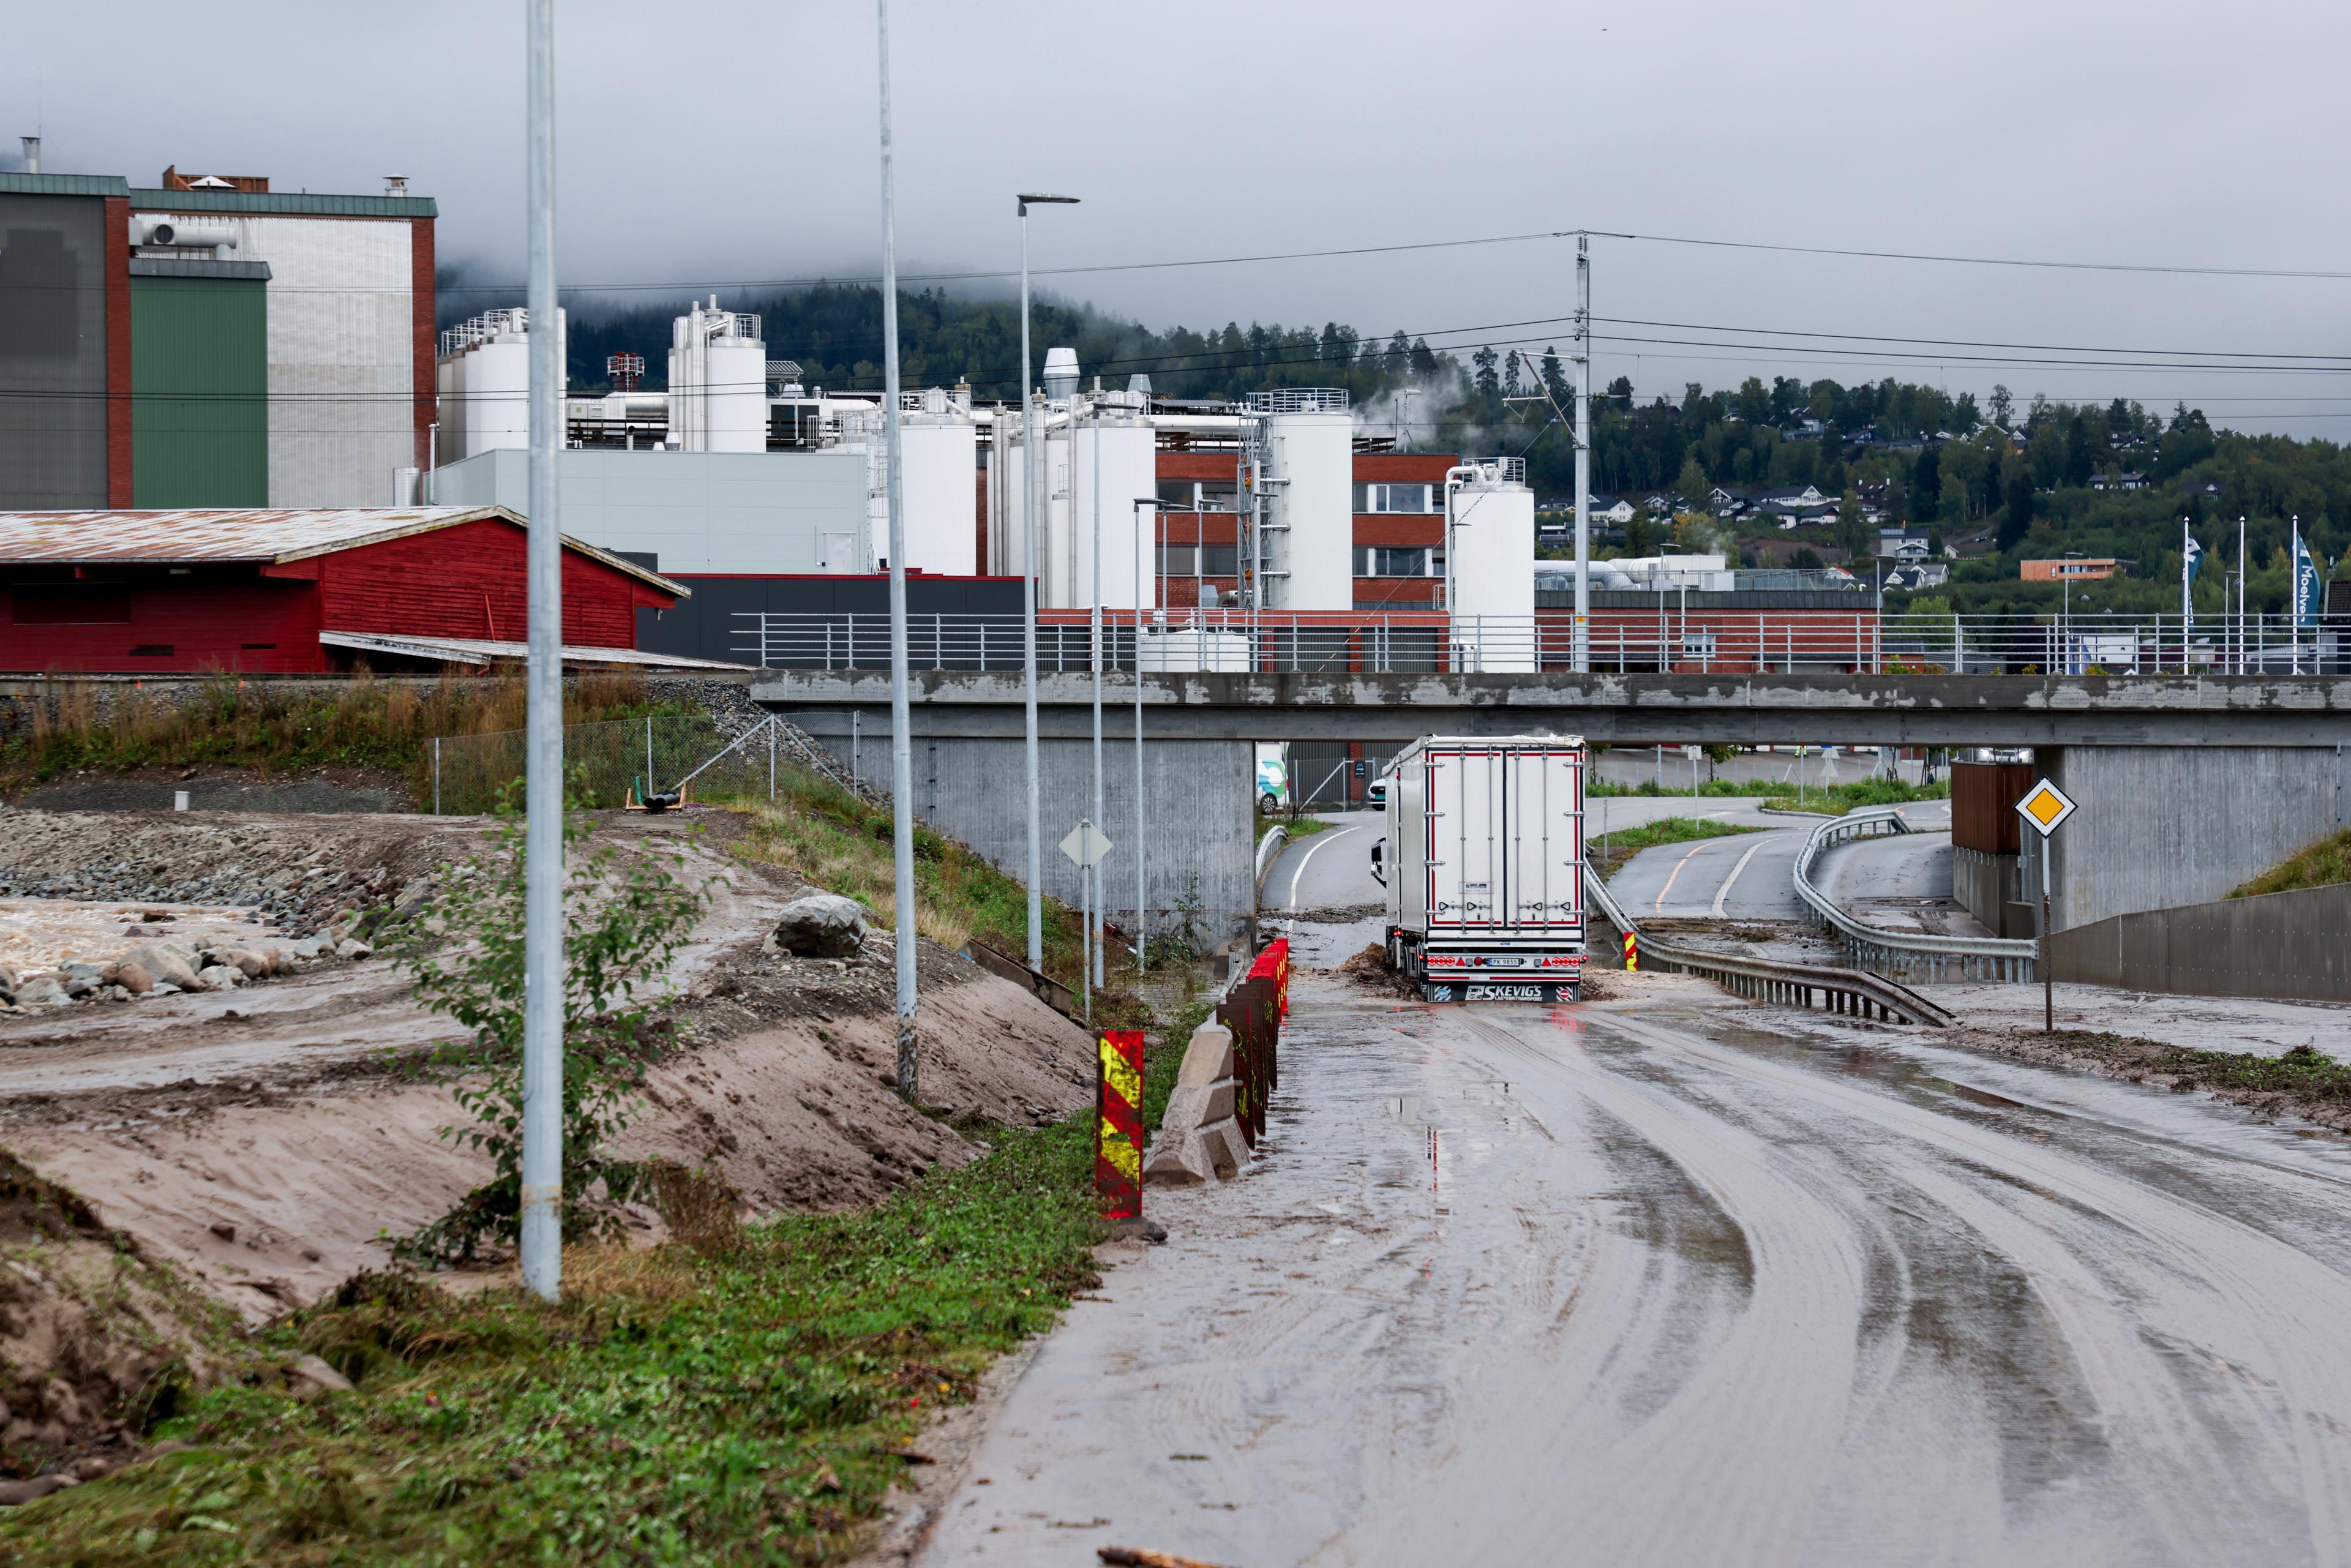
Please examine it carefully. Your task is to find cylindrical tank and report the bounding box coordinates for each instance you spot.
[702,336,767,453]
[666,302,765,453]
[1138,626,1251,671]
[1069,396,1158,610]
[901,400,978,575]
[999,408,1073,601]
[460,333,531,459]
[1043,347,1079,402]
[1260,389,1353,613]
[1448,459,1537,672]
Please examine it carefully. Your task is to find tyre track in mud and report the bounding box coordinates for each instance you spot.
[909,981,2351,1568]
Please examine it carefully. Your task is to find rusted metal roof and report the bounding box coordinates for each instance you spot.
[0,508,686,598]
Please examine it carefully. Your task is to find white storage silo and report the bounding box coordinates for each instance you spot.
[1069,393,1159,610]
[900,389,978,576]
[435,308,539,463]
[1258,389,1353,613]
[667,300,767,454]
[997,410,1070,602]
[1447,457,1537,672]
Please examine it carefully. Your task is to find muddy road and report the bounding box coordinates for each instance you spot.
[907,975,2351,1567]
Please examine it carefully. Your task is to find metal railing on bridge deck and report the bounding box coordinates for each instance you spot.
[1793,807,2039,983]
[733,609,2342,677]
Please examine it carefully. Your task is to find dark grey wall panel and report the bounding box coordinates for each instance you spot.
[0,192,108,506]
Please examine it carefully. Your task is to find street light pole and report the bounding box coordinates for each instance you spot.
[1089,392,1104,993]
[1016,192,1077,973]
[518,0,563,1305]
[1133,498,1159,975]
[876,0,919,1100]
[1573,233,1591,672]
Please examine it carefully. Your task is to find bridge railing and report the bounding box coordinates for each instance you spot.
[1793,807,2039,982]
[731,609,2341,677]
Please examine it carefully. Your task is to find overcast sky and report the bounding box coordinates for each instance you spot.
[11,0,2349,434]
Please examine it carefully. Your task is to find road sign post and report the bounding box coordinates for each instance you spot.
[2014,778,2077,1033]
[1095,1029,1145,1220]
[1060,821,1114,1022]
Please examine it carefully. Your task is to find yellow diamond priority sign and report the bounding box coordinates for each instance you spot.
[2015,778,2076,837]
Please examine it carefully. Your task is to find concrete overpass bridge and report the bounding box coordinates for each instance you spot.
[752,668,2351,954]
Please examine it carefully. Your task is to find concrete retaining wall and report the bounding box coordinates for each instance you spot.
[1952,846,2028,939]
[800,727,1256,944]
[2051,882,2351,1002]
[2034,745,2349,930]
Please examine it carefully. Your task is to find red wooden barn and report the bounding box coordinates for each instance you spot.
[0,506,735,673]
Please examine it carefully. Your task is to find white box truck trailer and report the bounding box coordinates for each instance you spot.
[1371,735,1587,1003]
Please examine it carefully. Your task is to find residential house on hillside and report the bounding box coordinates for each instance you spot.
[1876,527,1933,560]
[2089,471,2148,492]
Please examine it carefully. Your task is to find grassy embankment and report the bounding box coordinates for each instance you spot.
[1,674,685,803]
[1589,774,1952,817]
[2230,827,2351,899]
[0,1117,1125,1564]
[1256,812,1333,843]
[730,763,1156,1027]
[1588,814,1766,882]
[0,778,1205,1563]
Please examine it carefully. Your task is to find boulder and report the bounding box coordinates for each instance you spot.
[290,936,329,961]
[0,964,18,995]
[773,895,867,959]
[60,961,105,998]
[195,965,243,991]
[213,948,276,980]
[13,974,70,1009]
[287,1354,354,1394]
[125,945,202,991]
[334,938,373,961]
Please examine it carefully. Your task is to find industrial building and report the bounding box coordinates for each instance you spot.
[0,507,711,674]
[426,312,1542,665]
[0,148,436,511]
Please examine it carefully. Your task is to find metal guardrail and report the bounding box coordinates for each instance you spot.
[730,608,2344,677]
[1253,826,1289,905]
[1582,860,1955,1027]
[1589,865,1955,1025]
[1793,808,2038,982]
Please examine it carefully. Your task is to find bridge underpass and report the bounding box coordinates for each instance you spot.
[757,669,2351,945]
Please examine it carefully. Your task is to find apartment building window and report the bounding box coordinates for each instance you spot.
[1157,479,1237,512]
[1160,545,1239,576]
[1353,546,1434,577]
[1355,482,1436,514]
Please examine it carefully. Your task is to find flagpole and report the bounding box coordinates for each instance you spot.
[2292,514,2302,675]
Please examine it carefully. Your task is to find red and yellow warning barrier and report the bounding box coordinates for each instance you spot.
[1622,930,1638,972]
[1095,1029,1146,1220]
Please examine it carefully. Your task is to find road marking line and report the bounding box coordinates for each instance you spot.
[1287,825,1362,910]
[1711,834,1779,918]
[1652,841,1708,913]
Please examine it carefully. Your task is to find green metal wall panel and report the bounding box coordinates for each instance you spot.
[131,274,267,506]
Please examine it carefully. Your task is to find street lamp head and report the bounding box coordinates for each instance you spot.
[1017,193,1079,215]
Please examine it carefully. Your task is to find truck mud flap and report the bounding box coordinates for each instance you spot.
[1420,980,1580,1005]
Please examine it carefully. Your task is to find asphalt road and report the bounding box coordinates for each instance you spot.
[1605,799,1960,926]
[910,975,2351,1567]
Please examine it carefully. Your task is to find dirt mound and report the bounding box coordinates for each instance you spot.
[1336,942,1421,1000]
[0,1150,225,1483]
